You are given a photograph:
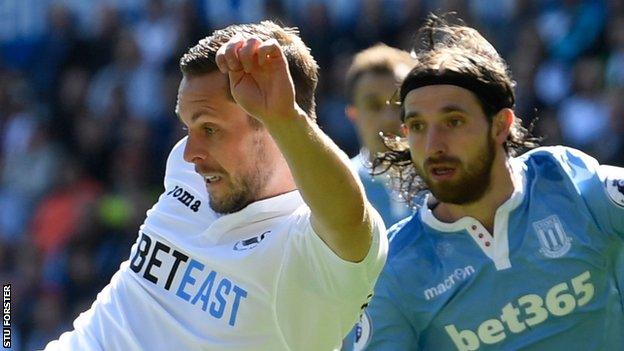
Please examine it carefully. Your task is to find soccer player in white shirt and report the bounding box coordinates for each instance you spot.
[45,21,387,351]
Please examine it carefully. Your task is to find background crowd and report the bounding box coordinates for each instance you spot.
[1,0,623,349]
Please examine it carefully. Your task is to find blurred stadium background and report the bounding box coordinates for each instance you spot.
[1,0,623,349]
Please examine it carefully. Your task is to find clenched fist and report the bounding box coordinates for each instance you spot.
[216,36,303,124]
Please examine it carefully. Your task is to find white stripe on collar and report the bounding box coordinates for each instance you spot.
[419,158,527,270]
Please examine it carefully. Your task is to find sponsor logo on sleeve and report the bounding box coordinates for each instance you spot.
[605,176,624,208]
[353,311,372,351]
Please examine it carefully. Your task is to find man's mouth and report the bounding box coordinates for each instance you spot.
[428,165,457,180]
[431,167,453,175]
[205,174,222,184]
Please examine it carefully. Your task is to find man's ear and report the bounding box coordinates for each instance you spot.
[345,105,358,122]
[492,108,514,145]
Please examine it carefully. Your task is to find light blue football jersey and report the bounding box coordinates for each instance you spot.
[350,150,413,228]
[350,146,624,350]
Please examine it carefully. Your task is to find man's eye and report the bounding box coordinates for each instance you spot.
[448,118,464,127]
[204,126,216,135]
[409,122,425,132]
[363,100,385,112]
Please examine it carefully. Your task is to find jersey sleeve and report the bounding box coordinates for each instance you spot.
[594,165,624,236]
[352,268,419,350]
[141,137,216,240]
[44,138,214,350]
[552,147,624,239]
[275,205,388,350]
[43,269,144,351]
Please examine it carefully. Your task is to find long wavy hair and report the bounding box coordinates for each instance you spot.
[372,13,539,207]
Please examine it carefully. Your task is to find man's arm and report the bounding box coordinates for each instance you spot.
[553,147,624,238]
[595,165,624,236]
[216,37,376,262]
[347,279,419,350]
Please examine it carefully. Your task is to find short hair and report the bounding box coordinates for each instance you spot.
[344,43,414,103]
[180,21,319,120]
[373,13,539,206]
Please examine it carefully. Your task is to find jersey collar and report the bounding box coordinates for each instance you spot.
[419,158,527,270]
[203,190,305,244]
[420,158,526,231]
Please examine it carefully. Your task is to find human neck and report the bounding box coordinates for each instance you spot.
[362,142,387,163]
[256,158,297,201]
[432,155,515,233]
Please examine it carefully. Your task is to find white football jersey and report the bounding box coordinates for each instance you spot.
[44,137,388,351]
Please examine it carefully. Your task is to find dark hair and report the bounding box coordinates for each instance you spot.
[373,13,539,206]
[344,43,414,103]
[180,21,319,120]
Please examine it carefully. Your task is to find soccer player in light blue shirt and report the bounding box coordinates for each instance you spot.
[350,14,624,351]
[345,44,415,228]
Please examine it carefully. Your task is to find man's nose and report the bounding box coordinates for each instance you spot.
[379,106,401,133]
[183,133,208,164]
[380,105,400,124]
[424,125,448,157]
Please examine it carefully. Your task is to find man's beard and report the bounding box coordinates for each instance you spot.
[208,135,271,214]
[418,134,496,205]
[208,172,265,214]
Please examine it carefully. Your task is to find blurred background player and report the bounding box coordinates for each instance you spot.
[345,44,415,227]
[44,21,387,351]
[351,13,624,350]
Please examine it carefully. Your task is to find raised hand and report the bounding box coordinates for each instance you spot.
[215,36,300,124]
[218,34,374,264]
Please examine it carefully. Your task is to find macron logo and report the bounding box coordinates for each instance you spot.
[424,265,475,301]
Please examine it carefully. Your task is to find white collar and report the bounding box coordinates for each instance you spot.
[420,158,526,232]
[203,190,304,244]
[418,158,527,270]
[352,148,372,170]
